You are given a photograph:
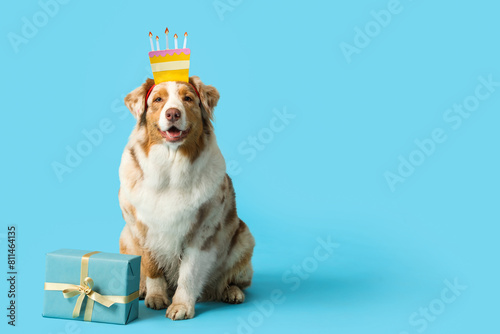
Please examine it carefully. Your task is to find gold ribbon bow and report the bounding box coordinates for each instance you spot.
[61,276,115,319]
[44,251,139,322]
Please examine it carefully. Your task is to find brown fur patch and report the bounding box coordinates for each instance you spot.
[139,86,169,156]
[226,175,234,193]
[225,175,236,204]
[189,76,220,125]
[124,78,155,120]
[220,178,227,204]
[227,219,247,254]
[120,195,138,226]
[201,223,221,251]
[120,218,163,279]
[223,248,254,292]
[122,202,136,219]
[128,147,143,188]
[185,201,211,247]
[141,248,164,279]
[224,203,237,226]
[135,220,148,242]
[223,175,237,226]
[119,238,128,254]
[176,83,207,163]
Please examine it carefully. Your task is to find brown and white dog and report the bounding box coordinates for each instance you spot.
[118,76,255,320]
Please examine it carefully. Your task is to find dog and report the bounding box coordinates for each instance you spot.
[118,76,255,320]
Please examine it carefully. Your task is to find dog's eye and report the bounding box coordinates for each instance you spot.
[154,97,162,102]
[183,96,193,102]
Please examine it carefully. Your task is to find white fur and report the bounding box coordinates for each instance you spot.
[146,276,168,296]
[119,131,226,265]
[158,82,188,132]
[173,247,217,305]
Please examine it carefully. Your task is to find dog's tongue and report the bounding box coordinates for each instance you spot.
[167,127,182,138]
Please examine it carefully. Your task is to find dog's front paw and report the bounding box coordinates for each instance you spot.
[222,285,245,304]
[145,293,170,310]
[166,302,195,320]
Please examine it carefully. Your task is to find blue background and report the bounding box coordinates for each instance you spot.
[1,0,499,333]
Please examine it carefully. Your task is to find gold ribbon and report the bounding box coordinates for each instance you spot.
[44,251,139,321]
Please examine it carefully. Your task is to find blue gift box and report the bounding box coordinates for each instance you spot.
[43,249,141,325]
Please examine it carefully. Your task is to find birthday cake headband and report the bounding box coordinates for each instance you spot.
[148,28,190,84]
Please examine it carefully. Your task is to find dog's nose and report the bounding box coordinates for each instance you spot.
[165,108,181,122]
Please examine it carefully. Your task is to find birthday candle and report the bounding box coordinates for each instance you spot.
[165,27,169,50]
[183,32,188,49]
[174,34,178,49]
[156,36,160,51]
[148,32,154,51]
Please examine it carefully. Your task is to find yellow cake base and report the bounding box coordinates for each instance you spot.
[152,69,189,83]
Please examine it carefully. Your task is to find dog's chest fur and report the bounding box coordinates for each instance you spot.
[121,133,226,264]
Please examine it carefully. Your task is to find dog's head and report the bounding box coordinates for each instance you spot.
[125,76,219,159]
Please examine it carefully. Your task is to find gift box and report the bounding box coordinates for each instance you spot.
[43,249,141,325]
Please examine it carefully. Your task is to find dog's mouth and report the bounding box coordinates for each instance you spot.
[159,126,190,142]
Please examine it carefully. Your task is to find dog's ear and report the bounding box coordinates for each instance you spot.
[124,78,155,119]
[189,76,220,122]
